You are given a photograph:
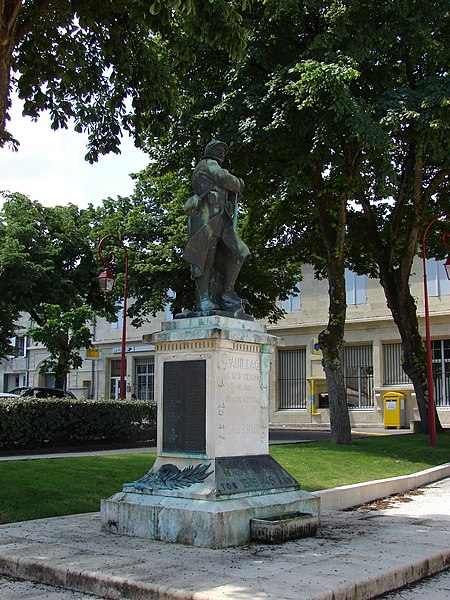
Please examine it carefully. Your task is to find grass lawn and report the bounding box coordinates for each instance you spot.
[0,433,449,524]
[270,433,450,490]
[0,453,156,525]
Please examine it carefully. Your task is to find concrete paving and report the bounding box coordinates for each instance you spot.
[0,473,449,600]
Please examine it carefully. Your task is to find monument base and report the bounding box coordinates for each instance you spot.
[100,316,320,548]
[101,488,319,548]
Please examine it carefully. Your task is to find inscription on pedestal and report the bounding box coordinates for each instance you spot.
[215,455,299,495]
[163,360,206,454]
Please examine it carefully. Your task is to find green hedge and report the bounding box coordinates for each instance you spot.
[0,398,157,450]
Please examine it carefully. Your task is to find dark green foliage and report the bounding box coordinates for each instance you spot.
[0,398,156,450]
[1,0,247,159]
[27,304,94,389]
[141,0,448,438]
[0,193,112,368]
[0,194,104,316]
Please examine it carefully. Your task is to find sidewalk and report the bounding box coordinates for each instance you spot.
[0,427,410,462]
[0,471,449,600]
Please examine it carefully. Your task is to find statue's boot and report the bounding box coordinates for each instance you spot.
[220,261,246,311]
[195,271,219,312]
[198,293,218,313]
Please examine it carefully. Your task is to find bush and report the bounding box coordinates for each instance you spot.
[0,398,157,450]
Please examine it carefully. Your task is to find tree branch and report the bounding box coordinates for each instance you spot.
[356,191,387,269]
[423,168,450,205]
[0,1,21,46]
[14,0,60,43]
[389,143,415,247]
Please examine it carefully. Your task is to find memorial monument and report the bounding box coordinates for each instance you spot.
[101,141,319,547]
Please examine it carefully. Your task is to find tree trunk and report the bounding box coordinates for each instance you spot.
[378,267,443,433]
[313,173,353,445]
[319,255,352,444]
[0,5,18,146]
[54,364,67,390]
[355,171,445,435]
[0,42,13,143]
[321,341,352,444]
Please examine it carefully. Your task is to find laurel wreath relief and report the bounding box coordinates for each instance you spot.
[124,463,213,491]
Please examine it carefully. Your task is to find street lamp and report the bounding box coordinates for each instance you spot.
[98,236,129,401]
[421,214,450,446]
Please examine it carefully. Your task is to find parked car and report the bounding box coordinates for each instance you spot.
[5,386,29,395]
[7,387,77,399]
[0,392,20,398]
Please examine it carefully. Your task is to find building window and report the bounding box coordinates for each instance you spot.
[280,282,301,312]
[17,336,26,357]
[383,343,411,386]
[278,348,306,409]
[343,345,374,409]
[11,335,27,357]
[44,374,56,387]
[109,359,121,399]
[432,340,450,408]
[345,269,366,305]
[134,357,155,402]
[427,259,450,297]
[111,302,124,329]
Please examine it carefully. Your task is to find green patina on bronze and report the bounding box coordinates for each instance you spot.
[182,140,251,319]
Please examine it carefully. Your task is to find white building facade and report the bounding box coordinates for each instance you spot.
[267,259,450,429]
[1,257,449,429]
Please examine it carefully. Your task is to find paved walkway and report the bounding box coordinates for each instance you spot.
[0,428,411,462]
[0,474,448,600]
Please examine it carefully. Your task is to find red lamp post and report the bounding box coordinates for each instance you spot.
[98,236,129,401]
[421,214,450,446]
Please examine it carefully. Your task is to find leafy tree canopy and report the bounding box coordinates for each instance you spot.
[0,193,112,357]
[126,0,448,439]
[0,193,105,313]
[1,0,248,161]
[27,304,93,389]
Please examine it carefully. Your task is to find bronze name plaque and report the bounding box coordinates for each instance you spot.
[215,455,299,495]
[163,360,206,454]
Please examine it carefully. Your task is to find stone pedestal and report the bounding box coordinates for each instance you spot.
[101,316,320,547]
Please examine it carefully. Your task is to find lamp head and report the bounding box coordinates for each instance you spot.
[98,268,115,294]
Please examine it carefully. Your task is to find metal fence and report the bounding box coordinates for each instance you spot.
[134,357,155,402]
[383,343,411,386]
[343,345,374,409]
[432,340,450,407]
[278,348,307,410]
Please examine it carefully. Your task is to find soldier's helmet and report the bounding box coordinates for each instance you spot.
[203,140,228,159]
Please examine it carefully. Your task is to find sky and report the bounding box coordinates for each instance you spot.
[0,95,149,210]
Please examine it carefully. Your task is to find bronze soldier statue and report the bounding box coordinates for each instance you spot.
[183,140,250,316]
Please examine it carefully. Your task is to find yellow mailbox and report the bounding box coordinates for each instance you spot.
[383,391,405,428]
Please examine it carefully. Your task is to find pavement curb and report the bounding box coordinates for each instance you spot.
[0,554,190,600]
[314,462,450,510]
[1,548,449,600]
[348,552,450,600]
